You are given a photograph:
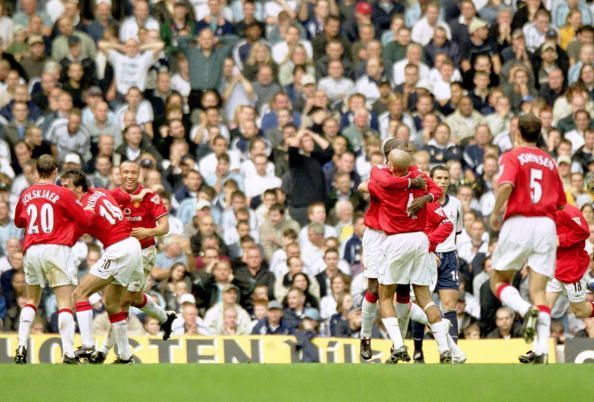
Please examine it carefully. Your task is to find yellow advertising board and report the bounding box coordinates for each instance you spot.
[0,334,556,364]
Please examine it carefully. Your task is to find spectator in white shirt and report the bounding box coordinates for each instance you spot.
[264,0,298,25]
[318,60,355,105]
[272,24,312,65]
[457,219,489,264]
[119,0,160,42]
[244,154,282,198]
[355,57,386,107]
[98,36,164,97]
[298,202,337,249]
[523,9,556,53]
[115,87,155,137]
[47,110,91,161]
[411,1,451,46]
[392,43,430,86]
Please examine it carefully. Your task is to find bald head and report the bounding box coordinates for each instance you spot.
[388,149,412,174]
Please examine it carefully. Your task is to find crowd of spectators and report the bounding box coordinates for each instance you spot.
[0,0,594,345]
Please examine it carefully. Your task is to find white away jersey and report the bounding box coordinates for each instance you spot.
[435,195,463,253]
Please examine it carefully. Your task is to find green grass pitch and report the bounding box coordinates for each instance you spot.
[0,364,591,402]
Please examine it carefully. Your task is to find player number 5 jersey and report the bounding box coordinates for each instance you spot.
[498,146,566,221]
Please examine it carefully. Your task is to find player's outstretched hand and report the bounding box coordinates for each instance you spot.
[489,214,501,231]
[410,176,426,189]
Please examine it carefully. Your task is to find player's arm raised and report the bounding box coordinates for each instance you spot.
[557,208,590,248]
[370,166,419,191]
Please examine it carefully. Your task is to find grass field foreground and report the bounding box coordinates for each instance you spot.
[1,364,592,402]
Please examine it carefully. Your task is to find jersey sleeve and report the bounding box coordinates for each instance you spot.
[368,180,381,200]
[60,189,94,228]
[14,197,25,228]
[370,166,411,191]
[110,189,131,205]
[425,205,454,252]
[455,202,463,235]
[498,152,518,187]
[149,193,169,220]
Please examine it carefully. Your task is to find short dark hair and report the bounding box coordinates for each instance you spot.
[61,168,89,192]
[430,165,449,178]
[383,138,408,158]
[37,154,58,179]
[324,247,339,257]
[518,113,542,143]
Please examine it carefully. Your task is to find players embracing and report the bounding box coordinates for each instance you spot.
[359,140,464,363]
[87,160,176,364]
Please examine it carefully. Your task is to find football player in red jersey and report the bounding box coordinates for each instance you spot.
[61,169,143,364]
[13,155,95,364]
[358,139,430,360]
[490,113,567,364]
[91,160,176,363]
[520,204,594,363]
[368,149,451,363]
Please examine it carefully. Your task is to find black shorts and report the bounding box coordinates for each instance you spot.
[436,251,459,290]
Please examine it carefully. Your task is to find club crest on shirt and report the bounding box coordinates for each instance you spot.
[133,202,141,208]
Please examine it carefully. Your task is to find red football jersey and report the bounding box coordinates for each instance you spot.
[14,183,94,251]
[363,165,443,231]
[369,166,442,235]
[363,164,411,231]
[555,205,590,283]
[110,185,168,249]
[498,146,566,221]
[81,189,131,249]
[425,201,454,252]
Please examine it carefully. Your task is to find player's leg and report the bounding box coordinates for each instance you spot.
[527,269,551,362]
[564,278,594,318]
[92,283,122,363]
[413,284,451,363]
[15,284,43,364]
[491,268,540,343]
[72,274,112,355]
[520,283,562,363]
[394,284,411,336]
[361,278,378,334]
[53,284,77,363]
[524,221,559,363]
[128,250,176,338]
[570,301,594,318]
[437,253,460,342]
[105,285,134,363]
[379,283,410,363]
[359,229,384,359]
